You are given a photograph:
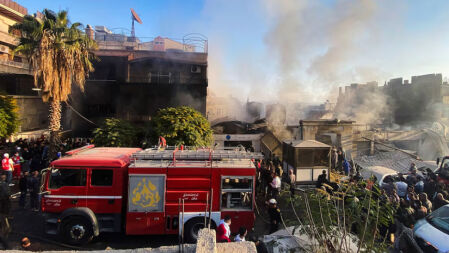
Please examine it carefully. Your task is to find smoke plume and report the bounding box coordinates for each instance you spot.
[199,0,445,125]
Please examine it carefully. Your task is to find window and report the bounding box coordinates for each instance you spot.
[221,176,253,210]
[91,169,113,186]
[297,149,329,167]
[49,168,86,189]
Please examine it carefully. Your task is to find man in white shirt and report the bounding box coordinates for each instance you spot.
[234,227,247,242]
[394,180,408,198]
[270,172,281,199]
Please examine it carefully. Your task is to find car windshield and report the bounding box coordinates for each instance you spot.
[427,206,449,234]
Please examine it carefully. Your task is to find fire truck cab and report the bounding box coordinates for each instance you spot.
[41,146,262,245]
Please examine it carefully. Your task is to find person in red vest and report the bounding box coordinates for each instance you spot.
[12,152,22,180]
[1,154,13,185]
[216,215,231,242]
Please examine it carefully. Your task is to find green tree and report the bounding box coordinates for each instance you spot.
[152,106,213,146]
[0,94,20,138]
[10,9,97,159]
[279,180,396,252]
[92,118,137,147]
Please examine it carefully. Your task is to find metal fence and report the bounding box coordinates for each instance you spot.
[95,33,208,53]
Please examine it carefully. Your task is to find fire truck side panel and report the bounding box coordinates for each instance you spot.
[126,170,167,235]
[217,167,256,233]
[126,212,165,235]
[165,166,213,234]
[85,167,123,214]
[220,210,255,233]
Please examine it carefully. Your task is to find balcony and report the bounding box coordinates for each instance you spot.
[0,59,30,75]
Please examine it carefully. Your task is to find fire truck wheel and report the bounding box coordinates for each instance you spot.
[184,217,216,243]
[61,216,94,245]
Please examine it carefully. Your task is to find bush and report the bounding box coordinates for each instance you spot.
[152,106,213,147]
[0,95,19,138]
[92,118,137,147]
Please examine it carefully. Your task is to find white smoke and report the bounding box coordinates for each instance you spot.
[199,0,443,125]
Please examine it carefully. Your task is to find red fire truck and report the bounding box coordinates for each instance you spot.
[40,145,262,244]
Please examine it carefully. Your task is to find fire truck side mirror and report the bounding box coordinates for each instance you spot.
[437,158,440,166]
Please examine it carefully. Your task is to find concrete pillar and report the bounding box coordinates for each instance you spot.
[196,228,257,253]
[196,228,217,253]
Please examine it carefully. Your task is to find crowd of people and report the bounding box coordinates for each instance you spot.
[246,153,449,252]
[0,137,87,213]
[0,136,87,250]
[379,163,449,228]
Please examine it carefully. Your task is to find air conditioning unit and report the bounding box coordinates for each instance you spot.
[0,46,9,54]
[191,65,201,73]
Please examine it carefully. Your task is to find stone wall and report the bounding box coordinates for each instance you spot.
[1,229,257,253]
[12,95,48,132]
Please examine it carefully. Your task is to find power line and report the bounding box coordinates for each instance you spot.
[64,101,98,126]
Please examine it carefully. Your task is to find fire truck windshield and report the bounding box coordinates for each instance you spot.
[49,168,87,189]
[221,176,253,210]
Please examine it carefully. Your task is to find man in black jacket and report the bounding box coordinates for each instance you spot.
[316,170,329,189]
[267,199,281,234]
[0,174,10,215]
[19,171,29,209]
[28,171,40,212]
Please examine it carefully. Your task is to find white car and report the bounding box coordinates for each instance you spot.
[414,204,449,252]
[360,166,398,185]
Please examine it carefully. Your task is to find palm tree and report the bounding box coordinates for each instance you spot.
[10,9,97,159]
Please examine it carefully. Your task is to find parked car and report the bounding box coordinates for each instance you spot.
[360,166,398,186]
[414,204,449,252]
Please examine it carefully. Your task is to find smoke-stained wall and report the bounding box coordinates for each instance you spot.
[68,54,208,135]
[334,73,448,126]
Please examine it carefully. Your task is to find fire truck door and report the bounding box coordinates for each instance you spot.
[126,174,166,235]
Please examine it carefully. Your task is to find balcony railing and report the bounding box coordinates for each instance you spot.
[0,59,29,70]
[95,33,208,53]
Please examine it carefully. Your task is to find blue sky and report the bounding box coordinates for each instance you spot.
[16,0,449,102]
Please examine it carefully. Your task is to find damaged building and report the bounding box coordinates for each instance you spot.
[69,26,208,135]
[334,73,449,126]
[0,4,209,137]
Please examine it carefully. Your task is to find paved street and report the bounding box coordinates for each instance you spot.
[7,194,179,251]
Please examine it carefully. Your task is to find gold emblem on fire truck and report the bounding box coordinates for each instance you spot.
[131,178,161,208]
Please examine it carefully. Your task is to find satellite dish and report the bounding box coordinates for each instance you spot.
[130,8,142,38]
[131,8,143,24]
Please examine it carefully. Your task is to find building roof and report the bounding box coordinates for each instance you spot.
[283,140,331,148]
[300,119,355,125]
[354,150,438,173]
[51,147,141,168]
[0,0,27,23]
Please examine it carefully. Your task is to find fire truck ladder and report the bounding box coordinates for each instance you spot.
[132,148,264,161]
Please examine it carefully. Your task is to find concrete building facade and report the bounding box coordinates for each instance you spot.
[335,73,449,126]
[0,1,49,133]
[68,26,209,135]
